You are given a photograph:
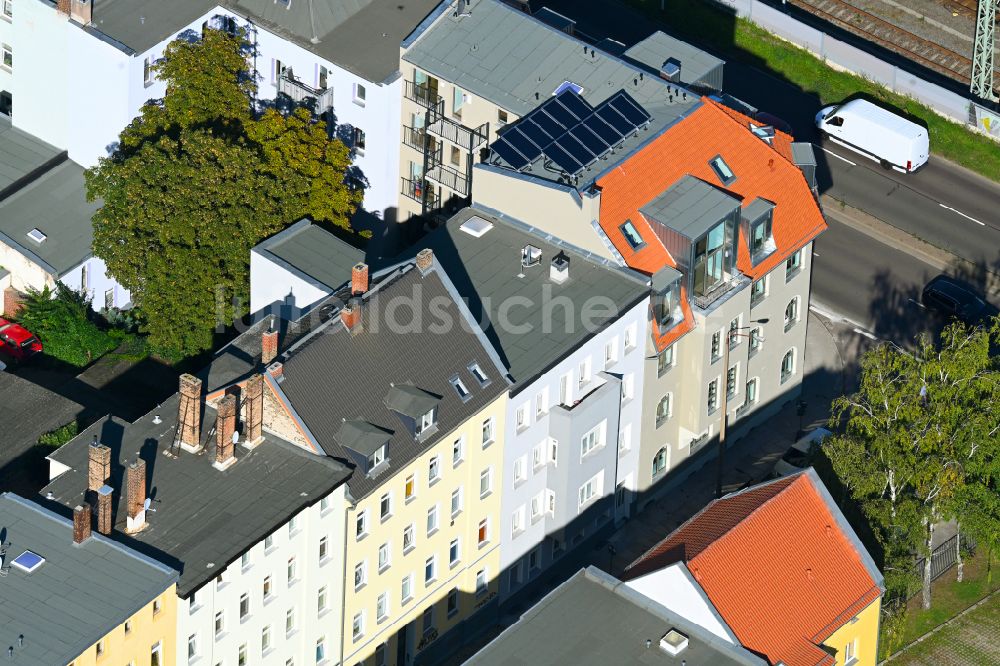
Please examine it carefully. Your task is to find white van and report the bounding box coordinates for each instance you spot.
[815,99,929,173]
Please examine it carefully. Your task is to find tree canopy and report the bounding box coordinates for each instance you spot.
[86,27,361,357]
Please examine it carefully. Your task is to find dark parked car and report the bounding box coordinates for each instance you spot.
[921,276,999,326]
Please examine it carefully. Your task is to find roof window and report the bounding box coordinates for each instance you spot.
[708,155,736,185]
[450,375,472,402]
[659,629,689,655]
[26,228,47,244]
[620,221,644,250]
[11,550,45,573]
[459,216,493,238]
[553,80,584,96]
[468,362,490,387]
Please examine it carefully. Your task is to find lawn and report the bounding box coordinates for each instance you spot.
[890,593,1000,665]
[627,0,1000,182]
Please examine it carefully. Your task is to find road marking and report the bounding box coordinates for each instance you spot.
[908,298,926,309]
[818,146,857,166]
[852,327,878,340]
[938,203,985,227]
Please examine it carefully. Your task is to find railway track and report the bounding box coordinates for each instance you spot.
[791,0,1000,90]
[936,0,999,20]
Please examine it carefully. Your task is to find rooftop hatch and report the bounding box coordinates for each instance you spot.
[26,228,47,244]
[11,550,45,573]
[659,628,689,655]
[459,216,494,238]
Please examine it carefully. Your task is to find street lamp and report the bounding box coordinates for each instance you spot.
[716,318,769,499]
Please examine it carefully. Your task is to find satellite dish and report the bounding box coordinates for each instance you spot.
[232,431,240,444]
[143,498,156,513]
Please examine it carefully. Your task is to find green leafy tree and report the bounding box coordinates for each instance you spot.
[86,27,361,357]
[17,284,117,367]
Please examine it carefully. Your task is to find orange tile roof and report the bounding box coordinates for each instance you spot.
[596,98,827,352]
[624,472,882,666]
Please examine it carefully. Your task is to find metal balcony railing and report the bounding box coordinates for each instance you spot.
[426,116,489,152]
[404,80,443,110]
[402,125,427,152]
[691,273,749,311]
[277,72,334,114]
[425,163,470,196]
[400,177,440,210]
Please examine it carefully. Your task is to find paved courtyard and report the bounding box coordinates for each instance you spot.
[891,593,1000,666]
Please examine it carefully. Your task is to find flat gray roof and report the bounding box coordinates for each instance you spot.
[0,160,98,276]
[276,261,509,499]
[624,31,725,88]
[0,116,64,200]
[256,220,364,294]
[469,566,765,666]
[85,0,440,82]
[0,494,177,665]
[412,208,649,390]
[640,175,741,240]
[42,393,350,597]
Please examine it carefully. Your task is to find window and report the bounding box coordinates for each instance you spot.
[604,338,618,368]
[658,344,675,376]
[319,536,329,561]
[709,154,736,185]
[286,608,296,635]
[424,555,437,583]
[450,145,461,166]
[315,637,326,664]
[452,86,465,118]
[560,371,572,405]
[476,569,488,596]
[530,493,542,522]
[422,607,435,636]
[318,65,328,89]
[694,220,730,297]
[750,210,773,256]
[497,109,508,125]
[620,220,644,249]
[727,365,738,398]
[104,288,114,311]
[509,561,523,589]
[2,44,12,71]
[549,438,558,465]
[529,547,540,572]
[513,456,526,485]
[844,639,857,665]
[238,643,247,666]
[546,489,556,516]
[288,515,299,535]
[515,403,528,430]
[751,277,766,305]
[750,327,763,355]
[263,575,273,600]
[479,468,493,497]
[265,534,274,551]
[580,422,605,458]
[426,504,439,535]
[729,317,741,348]
[532,441,544,470]
[711,331,721,361]
[785,297,799,330]
[511,506,525,535]
[449,538,461,566]
[452,437,465,466]
[652,448,668,477]
[621,373,635,402]
[781,349,796,383]
[354,561,367,590]
[143,57,153,85]
[352,127,366,154]
[151,642,163,666]
[352,612,364,640]
[786,250,802,281]
[287,556,297,583]
[96,640,105,657]
[478,518,489,546]
[469,362,489,386]
[187,634,197,662]
[708,378,719,413]
[239,593,250,620]
[578,473,603,508]
[401,575,413,603]
[214,611,225,638]
[405,474,416,501]
[619,423,632,454]
[447,587,459,617]
[482,417,495,446]
[451,488,463,517]
[2,0,10,19]
[353,83,366,105]
[369,444,386,470]
[317,586,328,613]
[578,357,591,387]
[745,377,759,405]
[624,322,637,351]
[378,542,391,572]
[376,592,389,622]
[241,552,251,570]
[380,493,392,520]
[262,625,271,653]
[416,408,436,436]
[273,58,285,83]
[656,394,671,426]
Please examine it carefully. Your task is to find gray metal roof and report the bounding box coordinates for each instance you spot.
[41,393,350,597]
[0,116,64,200]
[624,31,725,90]
[0,494,178,666]
[468,566,766,666]
[409,208,649,390]
[651,265,682,292]
[385,384,440,419]
[791,142,817,168]
[256,220,364,294]
[741,197,774,222]
[640,175,741,240]
[84,0,440,82]
[276,261,509,498]
[0,160,98,276]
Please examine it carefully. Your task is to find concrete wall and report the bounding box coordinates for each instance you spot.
[0,239,53,293]
[822,597,882,666]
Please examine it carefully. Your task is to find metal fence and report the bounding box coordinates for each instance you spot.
[707,0,1000,141]
[909,534,975,598]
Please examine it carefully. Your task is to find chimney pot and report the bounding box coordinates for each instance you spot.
[73,503,92,544]
[261,326,279,365]
[214,394,238,470]
[351,262,369,296]
[96,485,113,535]
[550,253,570,284]
[267,361,284,380]
[415,248,434,274]
[244,374,265,448]
[87,442,111,492]
[126,459,147,532]
[178,374,203,452]
[340,297,362,333]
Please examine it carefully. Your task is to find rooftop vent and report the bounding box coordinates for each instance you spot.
[26,228,47,244]
[521,245,542,268]
[11,550,45,574]
[659,629,689,655]
[459,215,494,238]
[550,253,569,284]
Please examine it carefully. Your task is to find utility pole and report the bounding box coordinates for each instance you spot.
[971,0,999,101]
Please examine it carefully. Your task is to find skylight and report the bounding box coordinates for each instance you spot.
[468,362,490,387]
[450,375,471,401]
[26,228,47,244]
[620,221,645,250]
[459,216,494,238]
[553,80,584,96]
[708,155,736,185]
[11,550,45,573]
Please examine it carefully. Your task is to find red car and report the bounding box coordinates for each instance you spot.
[0,318,43,360]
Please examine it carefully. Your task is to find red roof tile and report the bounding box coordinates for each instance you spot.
[624,473,882,666]
[596,98,827,352]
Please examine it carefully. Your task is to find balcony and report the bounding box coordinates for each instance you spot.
[404,80,443,110]
[277,72,334,115]
[425,164,470,197]
[690,273,749,312]
[402,125,427,152]
[401,177,440,210]
[427,116,489,152]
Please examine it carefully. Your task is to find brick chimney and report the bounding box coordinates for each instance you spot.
[178,374,203,452]
[352,262,369,295]
[261,324,278,366]
[267,361,283,381]
[70,0,92,24]
[55,0,70,16]
[340,297,362,333]
[416,248,434,274]
[88,441,111,492]
[244,374,265,449]
[126,459,147,533]
[73,503,92,544]
[213,394,238,470]
[96,485,113,535]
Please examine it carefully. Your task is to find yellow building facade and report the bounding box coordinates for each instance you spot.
[823,597,882,666]
[68,584,178,666]
[342,394,507,666]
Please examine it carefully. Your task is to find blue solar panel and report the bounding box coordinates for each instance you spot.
[504,129,544,161]
[571,124,611,155]
[607,91,652,126]
[543,99,580,128]
[490,137,532,170]
[555,89,593,121]
[560,134,597,165]
[520,119,557,147]
[585,114,626,146]
[544,142,585,175]
[533,110,569,137]
[595,104,634,135]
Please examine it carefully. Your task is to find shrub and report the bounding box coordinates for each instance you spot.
[37,421,79,448]
[17,283,118,367]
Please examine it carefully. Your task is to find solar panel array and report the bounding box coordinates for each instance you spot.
[491,89,652,177]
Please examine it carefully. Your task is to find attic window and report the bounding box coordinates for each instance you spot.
[11,550,45,573]
[416,408,436,436]
[708,155,736,185]
[459,216,493,238]
[553,81,584,96]
[619,221,644,250]
[450,375,472,402]
[659,629,689,656]
[368,444,386,470]
[468,362,490,387]
[26,228,46,244]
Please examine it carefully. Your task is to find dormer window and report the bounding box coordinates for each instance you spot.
[386,384,442,439]
[416,408,437,436]
[651,266,682,330]
[743,197,776,263]
[368,444,386,470]
[335,420,392,475]
[708,155,736,186]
